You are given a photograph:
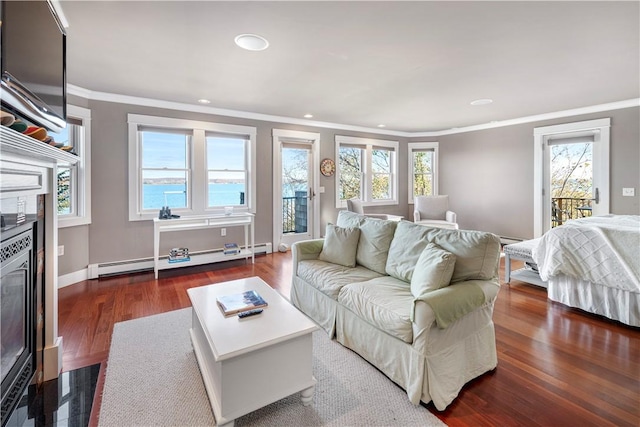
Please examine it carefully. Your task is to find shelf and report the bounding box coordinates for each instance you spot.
[0,125,79,165]
[511,268,547,288]
[157,249,252,271]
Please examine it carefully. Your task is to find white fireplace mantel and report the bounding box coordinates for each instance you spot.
[1,125,79,381]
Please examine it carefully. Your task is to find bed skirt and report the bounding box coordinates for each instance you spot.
[548,274,640,327]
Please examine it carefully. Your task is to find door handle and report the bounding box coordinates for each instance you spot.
[308,187,314,200]
[594,188,600,204]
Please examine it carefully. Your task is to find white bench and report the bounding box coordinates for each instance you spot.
[503,238,547,288]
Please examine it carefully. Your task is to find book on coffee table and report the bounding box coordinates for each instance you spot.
[216,289,268,316]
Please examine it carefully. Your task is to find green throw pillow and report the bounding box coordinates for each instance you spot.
[410,243,457,299]
[318,225,361,267]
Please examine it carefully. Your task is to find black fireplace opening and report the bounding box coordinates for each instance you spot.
[1,222,35,427]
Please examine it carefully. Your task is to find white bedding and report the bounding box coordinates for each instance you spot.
[532,215,640,292]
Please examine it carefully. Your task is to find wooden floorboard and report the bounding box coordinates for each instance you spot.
[57,253,640,427]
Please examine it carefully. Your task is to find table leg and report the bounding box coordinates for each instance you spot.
[300,384,314,406]
[153,224,159,279]
[505,254,511,283]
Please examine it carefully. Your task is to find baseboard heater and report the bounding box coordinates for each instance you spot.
[88,243,273,279]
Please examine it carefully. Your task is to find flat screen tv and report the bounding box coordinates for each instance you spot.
[0,0,67,133]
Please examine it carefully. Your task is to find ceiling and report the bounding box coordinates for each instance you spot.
[59,1,640,133]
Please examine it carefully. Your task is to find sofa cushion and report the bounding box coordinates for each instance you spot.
[356,217,398,275]
[411,243,456,299]
[338,276,414,343]
[297,260,383,299]
[318,225,360,267]
[386,221,500,283]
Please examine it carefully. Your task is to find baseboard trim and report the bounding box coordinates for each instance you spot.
[86,242,273,280]
[58,269,89,288]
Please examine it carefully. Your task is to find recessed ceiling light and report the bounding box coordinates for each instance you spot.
[197,99,211,104]
[377,124,386,128]
[470,98,493,106]
[304,114,313,118]
[234,34,269,51]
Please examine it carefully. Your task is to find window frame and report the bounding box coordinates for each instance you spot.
[335,135,399,209]
[58,105,92,228]
[127,114,256,221]
[408,142,439,205]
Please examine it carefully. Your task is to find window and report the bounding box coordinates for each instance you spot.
[335,136,398,207]
[128,114,256,220]
[54,105,91,228]
[408,142,439,204]
[206,135,248,208]
[140,130,190,210]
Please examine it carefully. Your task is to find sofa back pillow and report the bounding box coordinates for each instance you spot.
[410,243,457,299]
[386,221,500,283]
[336,210,366,228]
[318,225,361,267]
[355,217,398,275]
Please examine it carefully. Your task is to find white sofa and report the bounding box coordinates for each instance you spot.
[290,211,501,410]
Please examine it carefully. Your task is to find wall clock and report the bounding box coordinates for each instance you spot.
[320,158,335,177]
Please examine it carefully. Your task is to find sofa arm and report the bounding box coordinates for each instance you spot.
[446,210,457,224]
[291,239,324,273]
[417,279,499,329]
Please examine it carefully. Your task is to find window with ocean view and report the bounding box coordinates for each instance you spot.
[141,131,190,210]
[206,135,248,207]
[128,114,257,220]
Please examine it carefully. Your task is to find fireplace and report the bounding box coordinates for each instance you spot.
[0,194,45,427]
[1,125,71,426]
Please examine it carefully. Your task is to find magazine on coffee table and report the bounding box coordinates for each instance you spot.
[216,289,268,316]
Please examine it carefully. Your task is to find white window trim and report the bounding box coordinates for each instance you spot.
[335,135,399,209]
[407,141,439,205]
[127,114,257,221]
[58,105,92,228]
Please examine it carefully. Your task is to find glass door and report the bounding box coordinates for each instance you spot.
[272,129,320,250]
[534,119,610,236]
[279,143,313,246]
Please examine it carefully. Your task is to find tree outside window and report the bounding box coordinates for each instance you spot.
[413,150,434,197]
[336,136,398,207]
[338,146,363,200]
[408,142,438,204]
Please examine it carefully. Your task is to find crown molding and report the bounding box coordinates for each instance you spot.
[411,98,640,138]
[66,84,639,138]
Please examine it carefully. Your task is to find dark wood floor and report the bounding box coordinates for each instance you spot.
[58,253,640,427]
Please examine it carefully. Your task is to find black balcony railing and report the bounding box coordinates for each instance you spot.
[552,197,593,227]
[282,191,308,233]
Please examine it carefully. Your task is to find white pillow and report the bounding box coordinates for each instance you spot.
[318,225,361,267]
[410,243,456,299]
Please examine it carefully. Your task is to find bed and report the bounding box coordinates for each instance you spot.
[531,215,640,327]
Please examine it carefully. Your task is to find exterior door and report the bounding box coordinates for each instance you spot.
[272,130,320,249]
[534,118,610,236]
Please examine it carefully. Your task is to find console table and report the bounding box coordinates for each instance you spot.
[153,213,255,279]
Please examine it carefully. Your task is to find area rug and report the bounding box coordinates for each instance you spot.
[99,308,446,426]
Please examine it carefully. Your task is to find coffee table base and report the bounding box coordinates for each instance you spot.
[190,312,316,426]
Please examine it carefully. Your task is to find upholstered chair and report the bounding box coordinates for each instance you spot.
[346,198,402,221]
[413,195,458,229]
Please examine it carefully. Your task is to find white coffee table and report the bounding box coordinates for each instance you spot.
[187,277,318,427]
